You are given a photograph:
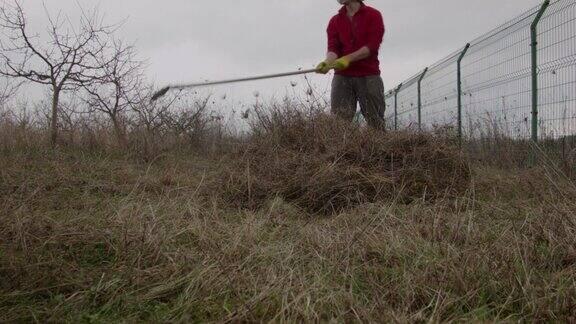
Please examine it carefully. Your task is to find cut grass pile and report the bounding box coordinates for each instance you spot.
[220,113,470,214]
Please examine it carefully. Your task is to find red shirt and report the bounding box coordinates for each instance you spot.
[327,3,385,77]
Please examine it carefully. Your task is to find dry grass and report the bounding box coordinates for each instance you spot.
[1,111,576,322]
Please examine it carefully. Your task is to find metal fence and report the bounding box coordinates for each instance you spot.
[385,0,576,142]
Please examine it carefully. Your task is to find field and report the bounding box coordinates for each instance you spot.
[1,111,576,323]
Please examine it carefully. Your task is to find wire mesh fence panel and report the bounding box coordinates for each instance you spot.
[395,75,419,130]
[384,90,396,129]
[536,0,576,140]
[386,0,576,148]
[460,5,539,140]
[420,53,460,132]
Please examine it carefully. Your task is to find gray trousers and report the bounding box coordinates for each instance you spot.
[331,75,386,130]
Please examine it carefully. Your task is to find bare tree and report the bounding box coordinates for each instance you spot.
[163,95,212,139]
[83,40,143,147]
[0,2,115,146]
[131,85,182,133]
[0,78,20,107]
[129,85,183,157]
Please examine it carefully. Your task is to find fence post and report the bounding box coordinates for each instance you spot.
[457,43,471,140]
[417,68,428,131]
[394,83,403,131]
[531,0,550,143]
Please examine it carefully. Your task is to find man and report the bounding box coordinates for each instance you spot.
[316,0,386,129]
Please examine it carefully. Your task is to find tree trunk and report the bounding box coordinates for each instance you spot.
[111,114,128,148]
[50,87,60,148]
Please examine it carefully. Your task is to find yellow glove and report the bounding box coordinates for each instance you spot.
[315,61,331,74]
[316,56,351,74]
[332,56,350,71]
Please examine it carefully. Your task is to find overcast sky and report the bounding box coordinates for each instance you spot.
[8,0,544,104]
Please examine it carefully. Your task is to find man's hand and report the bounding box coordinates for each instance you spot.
[315,61,332,74]
[332,56,350,71]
